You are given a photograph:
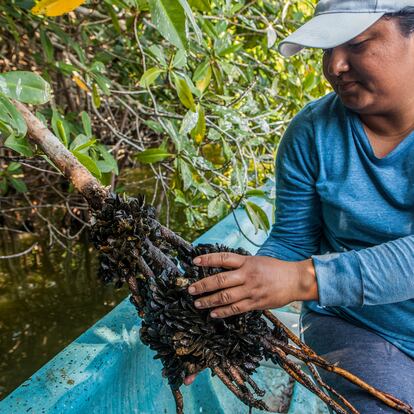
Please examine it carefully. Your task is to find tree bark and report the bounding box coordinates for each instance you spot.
[13,101,108,210]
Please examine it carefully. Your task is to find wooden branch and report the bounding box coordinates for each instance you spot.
[147,218,192,252]
[13,101,108,210]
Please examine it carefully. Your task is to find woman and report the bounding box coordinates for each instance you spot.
[185,1,414,412]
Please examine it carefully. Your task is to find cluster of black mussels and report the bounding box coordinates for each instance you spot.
[90,193,414,414]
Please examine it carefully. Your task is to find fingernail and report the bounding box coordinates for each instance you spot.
[188,286,196,294]
[193,257,201,265]
[195,301,201,308]
[210,312,218,318]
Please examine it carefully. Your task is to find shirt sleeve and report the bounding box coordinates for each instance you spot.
[257,105,322,261]
[313,235,414,307]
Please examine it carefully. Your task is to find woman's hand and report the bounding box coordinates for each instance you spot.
[187,252,318,319]
[183,252,318,385]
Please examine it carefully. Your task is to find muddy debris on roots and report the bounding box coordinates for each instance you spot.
[90,193,414,414]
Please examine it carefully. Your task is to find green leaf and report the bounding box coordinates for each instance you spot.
[193,59,209,82]
[76,140,97,152]
[92,83,101,108]
[188,0,210,12]
[56,61,77,75]
[72,151,102,179]
[91,62,106,75]
[267,25,277,49]
[181,74,199,97]
[193,59,212,93]
[303,72,316,92]
[215,20,227,35]
[4,134,33,157]
[135,0,149,10]
[231,163,244,192]
[57,120,68,147]
[177,0,202,43]
[222,138,233,160]
[40,29,54,62]
[104,2,122,34]
[41,154,61,173]
[0,71,51,104]
[198,182,215,197]
[149,45,167,67]
[7,162,22,173]
[185,208,195,226]
[35,111,48,127]
[70,134,95,152]
[97,144,119,174]
[135,147,174,164]
[244,201,270,233]
[174,189,188,206]
[148,0,187,49]
[81,111,92,137]
[245,189,267,198]
[192,208,205,225]
[173,49,187,69]
[208,196,227,218]
[0,117,14,139]
[15,0,36,10]
[143,120,164,134]
[96,160,114,173]
[51,110,69,148]
[246,189,273,203]
[177,158,193,190]
[174,75,196,111]
[211,62,224,95]
[230,2,244,13]
[92,73,111,96]
[72,43,86,65]
[140,67,164,88]
[162,119,183,151]
[8,176,28,193]
[0,94,27,138]
[190,104,206,144]
[179,109,199,135]
[199,18,217,39]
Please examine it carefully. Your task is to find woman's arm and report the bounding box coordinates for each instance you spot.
[313,235,414,307]
[258,104,322,261]
[187,106,323,318]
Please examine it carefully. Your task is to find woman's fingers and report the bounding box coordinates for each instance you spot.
[193,286,249,310]
[184,374,197,385]
[211,299,255,318]
[193,252,246,269]
[188,270,242,295]
[188,254,258,318]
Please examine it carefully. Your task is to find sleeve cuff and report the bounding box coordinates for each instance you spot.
[312,250,364,307]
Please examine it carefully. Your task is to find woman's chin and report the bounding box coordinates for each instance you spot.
[338,94,374,114]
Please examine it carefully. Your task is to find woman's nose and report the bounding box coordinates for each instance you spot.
[325,47,350,78]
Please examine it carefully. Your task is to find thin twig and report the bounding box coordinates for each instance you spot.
[0,242,37,259]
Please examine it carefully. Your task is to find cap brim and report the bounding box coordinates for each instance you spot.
[279,12,385,57]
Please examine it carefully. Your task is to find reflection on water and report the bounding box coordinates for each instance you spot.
[0,232,128,400]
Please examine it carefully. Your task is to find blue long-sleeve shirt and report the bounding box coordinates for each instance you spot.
[258,92,414,358]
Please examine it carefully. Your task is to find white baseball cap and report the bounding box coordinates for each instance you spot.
[279,0,414,57]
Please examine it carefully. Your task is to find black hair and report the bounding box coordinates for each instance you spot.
[384,6,414,37]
